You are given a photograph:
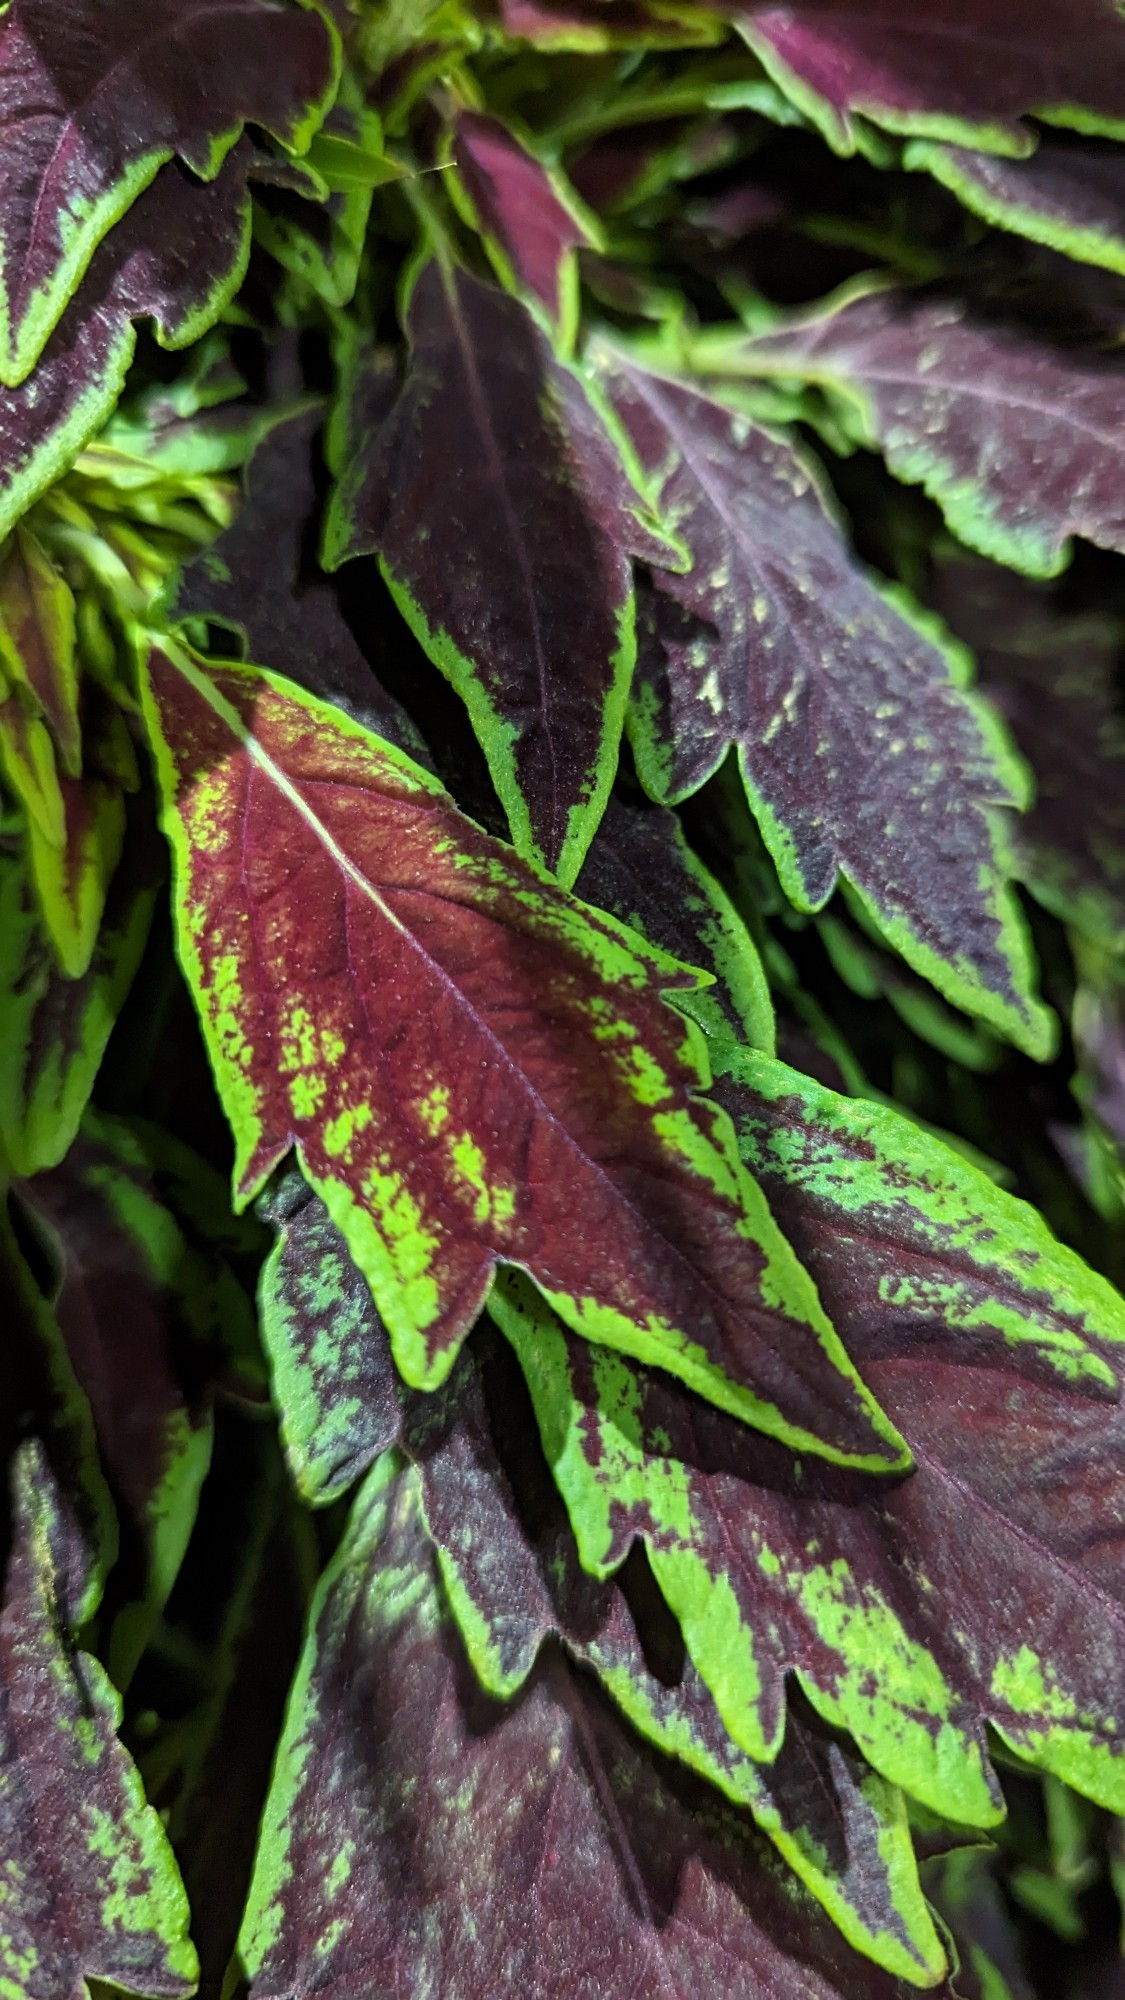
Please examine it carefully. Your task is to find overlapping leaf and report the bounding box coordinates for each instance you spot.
[0,1442,197,1999]
[575,793,774,1048]
[0,0,338,385]
[906,139,1125,276]
[253,87,387,312]
[0,803,157,1175]
[0,524,80,774]
[0,143,266,546]
[142,644,907,1469]
[595,350,1049,1054]
[256,1167,402,1506]
[486,0,723,49]
[737,1,1125,155]
[257,1176,945,1976]
[496,1045,1125,1828]
[21,1111,256,1681]
[238,1446,944,1999]
[734,284,1125,577]
[451,110,596,335]
[324,259,680,882]
[171,404,430,759]
[928,558,1125,953]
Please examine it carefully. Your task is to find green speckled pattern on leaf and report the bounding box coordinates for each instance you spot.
[239,1448,938,2000]
[494,1047,1125,1826]
[0,1443,197,1999]
[598,349,1051,1057]
[142,643,907,1472]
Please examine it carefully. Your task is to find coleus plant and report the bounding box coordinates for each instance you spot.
[4,0,1125,1995]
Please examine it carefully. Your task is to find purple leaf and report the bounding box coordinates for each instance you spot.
[410,1331,946,1983]
[0,143,264,545]
[452,109,595,330]
[928,556,1125,953]
[740,284,1125,577]
[255,1178,944,1979]
[238,1446,944,2000]
[906,138,1125,276]
[598,350,1050,1055]
[738,1,1125,155]
[0,0,338,384]
[323,261,678,882]
[0,1441,197,1997]
[172,404,431,761]
[488,0,724,48]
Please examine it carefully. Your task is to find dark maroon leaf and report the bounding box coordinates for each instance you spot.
[0,1441,196,1996]
[238,1446,942,2000]
[0,0,338,384]
[597,349,1050,1055]
[0,144,263,545]
[928,557,1125,953]
[171,405,431,760]
[323,260,678,882]
[253,1174,943,1979]
[21,1112,254,1680]
[574,792,774,1046]
[499,1047,1125,1830]
[737,1,1125,154]
[739,285,1125,578]
[906,138,1125,276]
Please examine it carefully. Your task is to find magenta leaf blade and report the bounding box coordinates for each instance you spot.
[141,644,907,1471]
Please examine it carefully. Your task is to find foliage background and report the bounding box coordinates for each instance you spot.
[3,1,1125,1995]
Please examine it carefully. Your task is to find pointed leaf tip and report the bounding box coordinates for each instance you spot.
[239,1451,934,2000]
[324,260,677,883]
[598,352,1052,1059]
[142,642,906,1474]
